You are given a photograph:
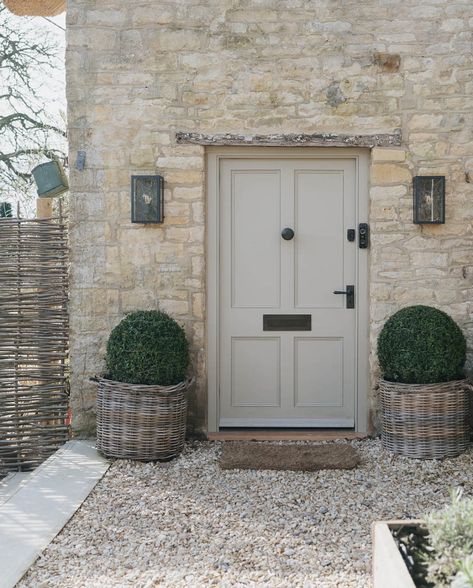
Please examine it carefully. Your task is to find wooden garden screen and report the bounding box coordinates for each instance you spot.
[0,216,69,472]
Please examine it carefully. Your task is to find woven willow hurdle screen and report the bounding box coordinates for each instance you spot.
[0,216,69,472]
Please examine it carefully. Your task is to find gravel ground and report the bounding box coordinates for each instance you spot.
[19,439,473,588]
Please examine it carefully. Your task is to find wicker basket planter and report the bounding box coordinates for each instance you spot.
[94,376,192,461]
[380,378,471,459]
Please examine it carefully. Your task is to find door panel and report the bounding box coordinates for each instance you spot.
[231,170,281,308]
[231,337,281,407]
[219,157,357,427]
[294,171,345,309]
[294,338,343,407]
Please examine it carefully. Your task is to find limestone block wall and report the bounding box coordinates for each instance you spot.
[66,0,473,436]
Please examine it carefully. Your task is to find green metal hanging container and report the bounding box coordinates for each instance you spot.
[0,202,13,218]
[32,161,69,198]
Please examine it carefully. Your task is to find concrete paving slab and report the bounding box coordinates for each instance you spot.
[0,473,31,507]
[0,440,109,588]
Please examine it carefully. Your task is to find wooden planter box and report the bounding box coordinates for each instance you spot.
[372,520,423,588]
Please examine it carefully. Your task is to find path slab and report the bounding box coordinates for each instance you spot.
[0,473,31,507]
[0,440,109,588]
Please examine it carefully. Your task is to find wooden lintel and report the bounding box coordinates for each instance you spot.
[176,131,402,148]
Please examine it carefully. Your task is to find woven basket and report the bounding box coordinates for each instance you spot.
[94,377,192,461]
[3,0,65,16]
[380,378,471,459]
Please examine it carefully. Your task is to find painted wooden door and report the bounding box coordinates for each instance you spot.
[219,158,357,427]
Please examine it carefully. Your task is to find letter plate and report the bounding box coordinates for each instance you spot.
[263,314,312,331]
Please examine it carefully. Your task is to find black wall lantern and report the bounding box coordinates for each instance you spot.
[131,175,164,224]
[413,176,445,224]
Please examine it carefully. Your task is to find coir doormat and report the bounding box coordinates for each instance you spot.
[219,442,360,471]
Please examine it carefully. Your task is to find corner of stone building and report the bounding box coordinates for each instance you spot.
[367,409,380,439]
[185,377,207,440]
[71,407,97,440]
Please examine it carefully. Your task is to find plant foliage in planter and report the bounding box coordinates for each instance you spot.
[378,305,466,384]
[389,493,473,588]
[426,490,473,587]
[105,310,189,386]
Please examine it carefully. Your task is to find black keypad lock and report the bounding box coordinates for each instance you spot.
[358,223,369,249]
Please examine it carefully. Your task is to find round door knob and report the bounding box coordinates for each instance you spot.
[281,228,295,240]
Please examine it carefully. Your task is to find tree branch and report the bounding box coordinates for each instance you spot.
[0,6,66,197]
[0,112,67,137]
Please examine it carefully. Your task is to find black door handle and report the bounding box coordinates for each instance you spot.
[281,228,294,240]
[333,285,355,309]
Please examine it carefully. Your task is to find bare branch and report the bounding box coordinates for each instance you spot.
[0,148,63,161]
[0,5,66,198]
[0,112,67,137]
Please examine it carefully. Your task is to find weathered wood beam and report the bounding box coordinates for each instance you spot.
[36,198,53,220]
[176,131,402,148]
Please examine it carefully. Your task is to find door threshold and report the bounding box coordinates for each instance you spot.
[207,429,367,442]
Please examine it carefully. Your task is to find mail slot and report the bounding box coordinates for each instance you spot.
[263,314,312,331]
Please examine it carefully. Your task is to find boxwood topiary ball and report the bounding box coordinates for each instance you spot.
[106,310,189,385]
[378,305,466,384]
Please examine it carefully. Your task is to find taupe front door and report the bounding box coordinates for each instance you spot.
[219,157,358,427]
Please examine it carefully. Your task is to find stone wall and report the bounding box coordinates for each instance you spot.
[66,0,473,436]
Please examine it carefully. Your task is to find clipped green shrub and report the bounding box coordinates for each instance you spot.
[378,305,466,384]
[106,310,189,385]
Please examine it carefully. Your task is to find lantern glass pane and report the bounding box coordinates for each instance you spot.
[131,176,163,223]
[414,176,444,224]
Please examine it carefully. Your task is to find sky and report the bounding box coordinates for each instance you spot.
[1,8,67,216]
[4,8,66,122]
[34,13,66,118]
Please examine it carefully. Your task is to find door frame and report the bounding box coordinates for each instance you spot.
[206,147,370,433]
